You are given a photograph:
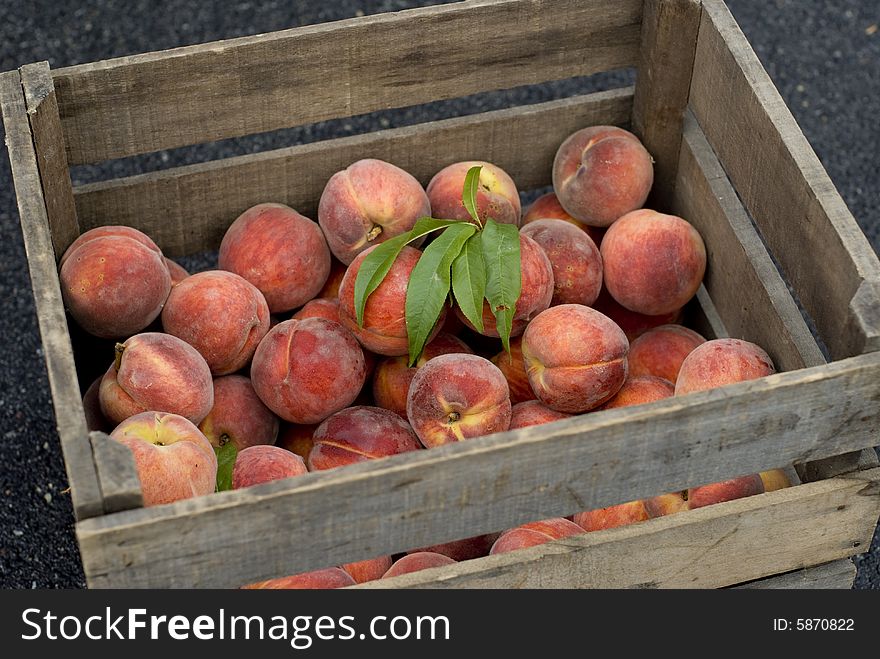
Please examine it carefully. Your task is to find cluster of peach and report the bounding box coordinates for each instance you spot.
[60,125,787,588]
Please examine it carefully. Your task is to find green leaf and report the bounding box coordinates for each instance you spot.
[481,219,521,353]
[462,165,483,227]
[352,218,462,326]
[405,223,476,365]
[451,233,487,333]
[215,441,238,492]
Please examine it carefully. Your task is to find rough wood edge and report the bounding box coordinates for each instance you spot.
[0,70,103,520]
[674,111,826,372]
[353,469,880,589]
[89,431,143,514]
[801,448,880,483]
[20,61,79,261]
[74,353,880,588]
[730,558,856,590]
[52,0,642,164]
[630,0,702,210]
[692,0,880,360]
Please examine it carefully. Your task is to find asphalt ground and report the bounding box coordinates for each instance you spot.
[0,0,877,589]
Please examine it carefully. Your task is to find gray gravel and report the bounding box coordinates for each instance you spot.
[0,0,877,589]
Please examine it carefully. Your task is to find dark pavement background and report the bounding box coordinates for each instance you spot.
[0,0,878,589]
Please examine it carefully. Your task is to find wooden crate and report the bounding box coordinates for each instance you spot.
[2,0,879,589]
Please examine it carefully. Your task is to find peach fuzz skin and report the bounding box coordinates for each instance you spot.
[490,518,584,555]
[407,354,512,448]
[645,474,766,517]
[521,304,629,413]
[342,557,394,584]
[521,219,602,307]
[522,191,605,246]
[598,375,674,410]
[592,286,682,342]
[628,324,706,384]
[99,332,214,426]
[675,338,776,396]
[382,553,457,579]
[110,411,217,507]
[59,226,171,339]
[277,422,319,462]
[600,209,707,316]
[574,500,650,531]
[508,400,573,429]
[552,126,653,227]
[198,375,279,451]
[426,160,521,227]
[372,333,473,417]
[232,445,308,489]
[308,406,422,471]
[218,203,331,313]
[251,317,366,425]
[409,533,501,561]
[161,270,270,376]
[318,158,431,265]
[490,337,537,405]
[338,245,445,356]
[242,567,356,590]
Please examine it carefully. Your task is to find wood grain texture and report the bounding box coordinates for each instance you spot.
[90,432,143,514]
[690,0,880,360]
[20,62,79,261]
[357,469,880,588]
[72,88,634,256]
[76,352,880,587]
[53,0,642,165]
[630,0,702,211]
[673,112,825,372]
[0,71,103,520]
[731,559,856,590]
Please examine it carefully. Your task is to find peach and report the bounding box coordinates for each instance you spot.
[628,324,706,384]
[646,474,766,517]
[372,333,473,417]
[243,567,356,590]
[198,375,279,451]
[601,209,707,316]
[164,257,189,286]
[318,258,347,299]
[760,469,792,492]
[338,245,445,356]
[552,125,653,227]
[454,234,554,338]
[521,219,603,307]
[82,376,110,432]
[277,422,319,463]
[598,375,674,410]
[489,518,584,555]
[522,191,605,246]
[59,227,171,339]
[407,354,511,447]
[644,491,690,518]
[218,203,331,313]
[99,332,214,426]
[574,500,650,531]
[426,160,520,226]
[508,400,573,429]
[292,297,341,324]
[521,304,629,413]
[318,159,431,265]
[308,406,422,470]
[342,556,394,584]
[675,338,776,395]
[409,533,501,562]
[232,445,308,489]
[251,318,366,424]
[490,337,536,405]
[592,286,682,341]
[382,553,457,579]
[161,270,270,376]
[110,411,217,506]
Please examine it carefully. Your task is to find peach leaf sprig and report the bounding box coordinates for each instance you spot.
[215,442,238,492]
[354,166,522,365]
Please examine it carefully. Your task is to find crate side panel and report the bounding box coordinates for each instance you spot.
[731,559,856,590]
[53,0,642,165]
[72,89,633,257]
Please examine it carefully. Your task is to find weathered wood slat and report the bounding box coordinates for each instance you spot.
[358,469,879,588]
[672,112,825,372]
[731,559,856,590]
[90,432,143,514]
[76,352,880,588]
[72,88,634,256]
[53,0,642,165]
[20,62,80,260]
[0,71,103,520]
[630,0,702,210]
[689,0,880,360]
